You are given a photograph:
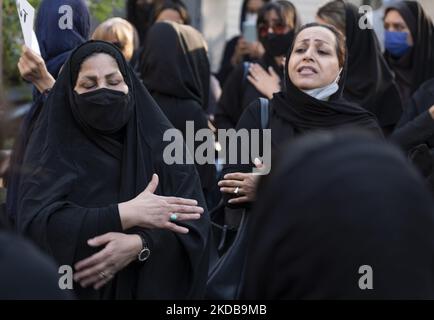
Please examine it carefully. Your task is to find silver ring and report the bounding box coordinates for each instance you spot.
[170,213,178,221]
[99,271,107,279]
[234,186,239,194]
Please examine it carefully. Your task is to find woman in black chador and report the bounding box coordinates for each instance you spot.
[16,41,210,300]
[139,22,216,205]
[219,23,382,207]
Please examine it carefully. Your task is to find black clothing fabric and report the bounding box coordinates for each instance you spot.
[16,41,210,300]
[140,22,215,193]
[242,131,434,299]
[216,36,243,86]
[384,1,434,102]
[0,231,73,299]
[343,2,402,129]
[392,78,434,151]
[127,0,156,44]
[215,53,283,130]
[140,22,210,112]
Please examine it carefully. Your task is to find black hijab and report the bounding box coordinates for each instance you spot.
[385,1,434,97]
[127,0,156,44]
[16,41,210,299]
[140,21,210,110]
[343,1,402,129]
[270,25,382,139]
[242,131,434,299]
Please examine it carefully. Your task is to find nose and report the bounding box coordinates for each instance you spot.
[302,46,315,62]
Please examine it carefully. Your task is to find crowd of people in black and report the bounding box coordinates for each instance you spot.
[1,0,434,300]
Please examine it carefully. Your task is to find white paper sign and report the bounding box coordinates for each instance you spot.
[16,0,41,55]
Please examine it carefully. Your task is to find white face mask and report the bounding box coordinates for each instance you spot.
[302,68,343,101]
[245,13,258,23]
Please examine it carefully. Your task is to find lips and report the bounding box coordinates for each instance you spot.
[297,65,318,75]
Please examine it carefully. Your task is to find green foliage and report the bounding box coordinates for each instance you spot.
[89,0,124,23]
[1,0,124,87]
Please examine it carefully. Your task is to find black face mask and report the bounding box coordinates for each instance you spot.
[260,30,295,57]
[73,88,131,134]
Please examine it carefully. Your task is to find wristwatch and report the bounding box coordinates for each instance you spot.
[137,235,151,262]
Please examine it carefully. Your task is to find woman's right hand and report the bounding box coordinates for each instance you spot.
[231,38,265,66]
[17,45,55,93]
[118,174,204,234]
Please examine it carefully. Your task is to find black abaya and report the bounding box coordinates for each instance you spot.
[343,2,402,130]
[139,22,216,195]
[16,41,210,300]
[384,1,434,102]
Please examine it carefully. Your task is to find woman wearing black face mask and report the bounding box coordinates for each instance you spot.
[215,0,300,130]
[15,41,210,299]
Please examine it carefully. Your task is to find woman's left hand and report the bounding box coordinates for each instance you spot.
[218,172,260,204]
[247,63,281,99]
[74,232,142,290]
[218,160,266,204]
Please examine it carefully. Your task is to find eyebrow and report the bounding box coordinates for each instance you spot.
[79,72,122,82]
[297,39,331,45]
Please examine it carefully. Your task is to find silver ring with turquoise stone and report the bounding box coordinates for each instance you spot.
[170,213,178,221]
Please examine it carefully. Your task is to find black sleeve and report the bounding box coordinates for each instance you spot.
[391,111,434,150]
[215,64,245,130]
[396,95,420,128]
[22,199,124,266]
[216,36,239,86]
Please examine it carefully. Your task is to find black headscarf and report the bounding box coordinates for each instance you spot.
[384,1,434,98]
[343,1,402,129]
[242,131,434,299]
[270,25,382,139]
[140,22,216,196]
[127,0,156,44]
[16,41,210,299]
[140,21,210,110]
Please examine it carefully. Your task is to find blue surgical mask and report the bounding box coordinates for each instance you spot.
[385,31,411,58]
[302,69,342,101]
